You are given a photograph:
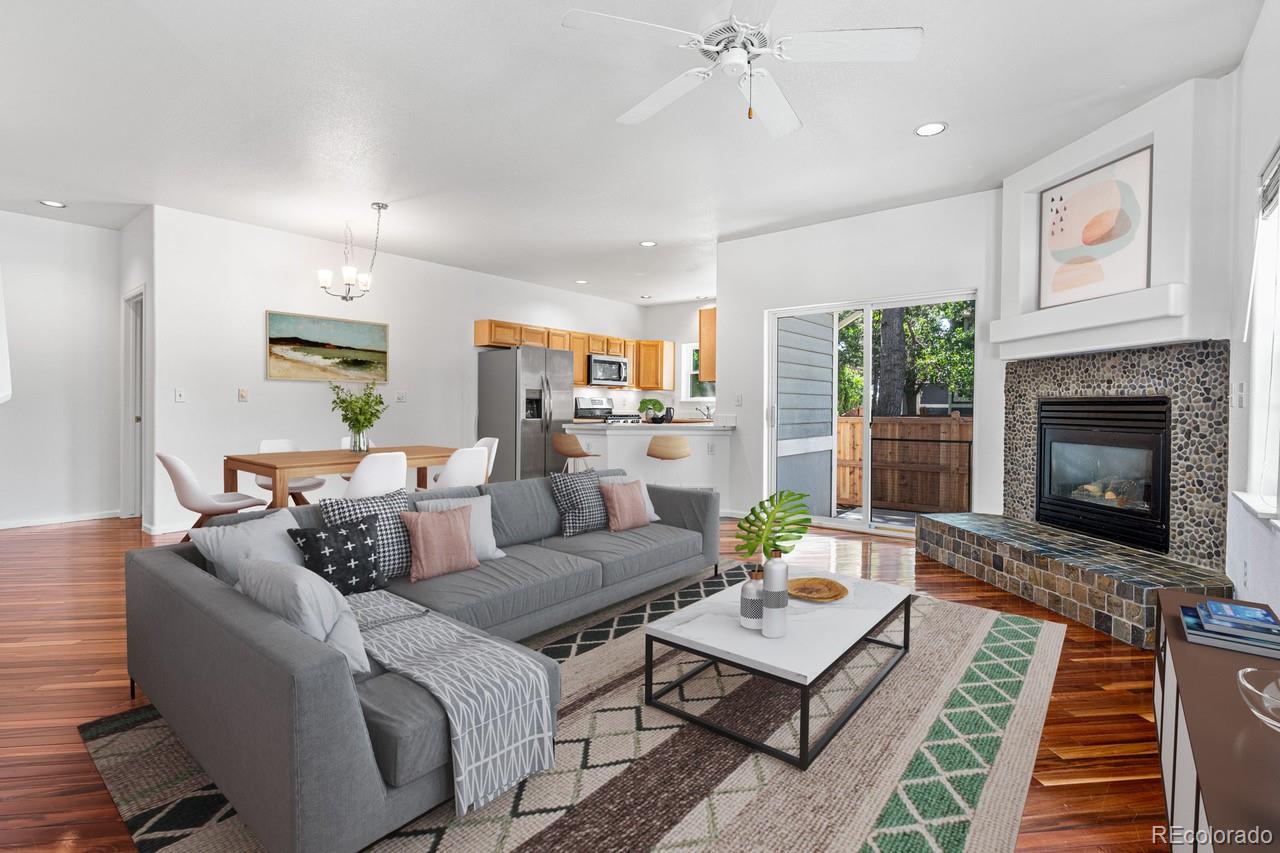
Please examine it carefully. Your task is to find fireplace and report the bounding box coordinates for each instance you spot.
[1035,397,1171,552]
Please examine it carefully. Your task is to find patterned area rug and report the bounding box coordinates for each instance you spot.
[81,568,1064,852]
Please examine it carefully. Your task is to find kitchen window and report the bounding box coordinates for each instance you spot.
[680,342,715,402]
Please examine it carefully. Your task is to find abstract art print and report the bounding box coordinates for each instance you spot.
[266,311,388,382]
[1039,145,1153,309]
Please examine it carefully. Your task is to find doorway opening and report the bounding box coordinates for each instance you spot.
[122,292,144,518]
[769,293,976,534]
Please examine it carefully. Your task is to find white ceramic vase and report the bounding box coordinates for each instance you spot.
[761,555,789,638]
[739,574,764,630]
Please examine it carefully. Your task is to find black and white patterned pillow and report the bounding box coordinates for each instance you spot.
[320,489,412,579]
[549,470,608,537]
[288,513,386,594]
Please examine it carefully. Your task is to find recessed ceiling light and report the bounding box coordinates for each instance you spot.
[39,200,67,208]
[575,280,588,285]
[638,240,657,248]
[696,295,710,300]
[914,122,948,138]
[640,295,652,300]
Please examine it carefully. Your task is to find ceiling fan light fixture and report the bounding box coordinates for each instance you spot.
[914,121,948,137]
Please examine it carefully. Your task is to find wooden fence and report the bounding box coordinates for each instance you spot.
[837,413,973,513]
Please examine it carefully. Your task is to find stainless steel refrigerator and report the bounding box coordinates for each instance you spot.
[477,347,573,481]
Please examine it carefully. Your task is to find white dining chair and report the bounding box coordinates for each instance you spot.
[432,447,489,489]
[338,435,378,481]
[156,452,267,541]
[255,439,325,505]
[433,437,499,484]
[343,451,407,499]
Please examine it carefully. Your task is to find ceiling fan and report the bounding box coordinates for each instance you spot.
[561,0,923,138]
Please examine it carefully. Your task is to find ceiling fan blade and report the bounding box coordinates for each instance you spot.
[730,0,781,28]
[773,27,923,62]
[737,68,802,138]
[618,67,713,125]
[561,9,705,49]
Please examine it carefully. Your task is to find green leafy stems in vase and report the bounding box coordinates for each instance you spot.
[637,398,665,422]
[734,490,812,578]
[330,382,388,453]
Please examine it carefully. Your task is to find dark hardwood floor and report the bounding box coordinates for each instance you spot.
[0,517,1168,852]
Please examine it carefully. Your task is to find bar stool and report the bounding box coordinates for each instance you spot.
[646,435,691,486]
[552,433,599,473]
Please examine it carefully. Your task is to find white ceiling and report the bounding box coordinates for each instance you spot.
[0,0,1263,304]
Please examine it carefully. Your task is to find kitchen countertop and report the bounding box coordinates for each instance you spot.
[565,422,735,432]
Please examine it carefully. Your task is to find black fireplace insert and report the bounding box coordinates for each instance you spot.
[1035,397,1171,552]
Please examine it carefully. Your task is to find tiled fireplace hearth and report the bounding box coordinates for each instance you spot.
[917,514,1231,648]
[917,341,1233,648]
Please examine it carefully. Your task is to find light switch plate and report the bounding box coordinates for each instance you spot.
[174,387,186,403]
[395,391,408,403]
[734,394,743,407]
[237,387,249,403]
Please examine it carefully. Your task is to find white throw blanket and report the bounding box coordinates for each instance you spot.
[347,591,555,815]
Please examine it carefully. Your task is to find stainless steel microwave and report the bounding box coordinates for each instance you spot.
[587,354,628,386]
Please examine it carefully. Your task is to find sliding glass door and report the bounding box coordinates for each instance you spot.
[772,295,975,531]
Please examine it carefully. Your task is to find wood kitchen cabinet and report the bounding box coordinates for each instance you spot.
[606,337,626,356]
[635,340,675,391]
[547,329,571,351]
[569,332,589,386]
[623,339,637,388]
[474,319,523,347]
[520,325,549,347]
[698,306,716,382]
[587,334,608,354]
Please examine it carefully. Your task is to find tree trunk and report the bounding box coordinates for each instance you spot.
[873,307,907,416]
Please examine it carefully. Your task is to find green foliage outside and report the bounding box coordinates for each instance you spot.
[837,300,975,416]
[329,382,388,433]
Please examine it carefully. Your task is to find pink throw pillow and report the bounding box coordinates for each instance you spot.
[599,480,650,532]
[402,507,478,582]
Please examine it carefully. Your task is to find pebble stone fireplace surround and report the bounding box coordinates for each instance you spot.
[918,341,1233,649]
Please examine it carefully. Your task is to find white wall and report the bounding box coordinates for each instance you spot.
[1226,0,1280,608]
[994,78,1235,361]
[715,190,1002,516]
[0,211,122,528]
[147,206,645,532]
[624,300,716,418]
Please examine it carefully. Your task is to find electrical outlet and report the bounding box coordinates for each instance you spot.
[174,387,186,403]
[237,387,249,403]
[395,391,408,403]
[734,394,743,407]
[1234,381,1247,409]
[706,441,716,456]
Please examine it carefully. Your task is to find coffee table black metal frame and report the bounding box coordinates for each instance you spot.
[644,595,911,770]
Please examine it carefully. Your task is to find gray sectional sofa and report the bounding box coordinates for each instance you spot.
[125,470,719,853]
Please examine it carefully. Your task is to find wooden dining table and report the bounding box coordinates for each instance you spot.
[223,445,458,508]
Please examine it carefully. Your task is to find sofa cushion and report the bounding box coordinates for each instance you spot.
[356,637,560,787]
[384,544,601,629]
[480,479,562,547]
[539,523,703,587]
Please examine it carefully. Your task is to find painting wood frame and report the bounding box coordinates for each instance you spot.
[1037,145,1154,310]
[265,310,389,383]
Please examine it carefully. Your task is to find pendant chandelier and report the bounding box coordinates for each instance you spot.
[317,202,388,301]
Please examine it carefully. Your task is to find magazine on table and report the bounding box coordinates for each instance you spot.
[1195,603,1280,641]
[1180,606,1280,660]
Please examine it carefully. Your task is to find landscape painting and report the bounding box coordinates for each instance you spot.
[266,311,388,382]
[1038,145,1153,309]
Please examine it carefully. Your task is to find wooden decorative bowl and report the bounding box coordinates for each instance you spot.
[788,577,848,602]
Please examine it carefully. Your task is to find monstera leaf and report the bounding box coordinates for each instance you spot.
[734,490,812,561]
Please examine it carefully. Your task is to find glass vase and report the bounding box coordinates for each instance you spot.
[350,430,369,453]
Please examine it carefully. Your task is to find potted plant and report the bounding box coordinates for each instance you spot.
[638,398,665,423]
[734,491,811,637]
[330,382,388,453]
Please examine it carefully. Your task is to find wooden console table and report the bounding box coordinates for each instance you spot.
[223,446,457,508]
[1154,590,1280,851]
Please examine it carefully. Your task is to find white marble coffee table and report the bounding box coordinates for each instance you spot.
[644,571,911,769]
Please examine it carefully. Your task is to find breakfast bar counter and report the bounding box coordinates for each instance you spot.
[564,422,734,490]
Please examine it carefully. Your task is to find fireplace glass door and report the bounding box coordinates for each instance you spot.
[1047,438,1155,514]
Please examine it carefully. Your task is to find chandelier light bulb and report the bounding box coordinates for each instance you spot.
[341,265,358,286]
[357,273,372,291]
[317,269,333,289]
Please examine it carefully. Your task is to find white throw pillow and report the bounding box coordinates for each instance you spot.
[235,558,370,675]
[189,510,303,585]
[415,494,505,561]
[599,476,660,522]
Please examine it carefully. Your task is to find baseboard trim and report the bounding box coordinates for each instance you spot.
[0,508,122,531]
[720,508,748,519]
